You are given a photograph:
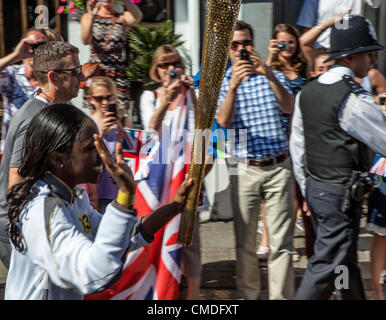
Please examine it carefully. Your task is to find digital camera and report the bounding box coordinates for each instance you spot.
[277,41,290,52]
[169,69,180,83]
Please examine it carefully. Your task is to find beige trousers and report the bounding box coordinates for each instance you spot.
[227,157,295,300]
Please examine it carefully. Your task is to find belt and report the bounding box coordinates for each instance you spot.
[240,152,289,167]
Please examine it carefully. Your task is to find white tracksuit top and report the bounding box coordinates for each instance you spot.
[5,173,151,300]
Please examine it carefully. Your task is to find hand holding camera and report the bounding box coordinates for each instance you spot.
[159,70,182,106]
[266,39,289,67]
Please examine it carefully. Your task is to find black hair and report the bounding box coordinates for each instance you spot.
[235,20,254,42]
[7,104,89,252]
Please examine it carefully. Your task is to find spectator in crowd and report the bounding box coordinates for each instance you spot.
[80,0,143,122]
[259,23,308,263]
[4,103,193,299]
[366,155,386,300]
[266,24,308,92]
[296,0,381,49]
[299,11,349,72]
[365,93,386,300]
[297,1,381,94]
[309,50,334,79]
[216,20,295,300]
[356,52,386,102]
[0,28,61,153]
[290,14,386,300]
[139,45,201,300]
[0,41,84,272]
[85,76,122,213]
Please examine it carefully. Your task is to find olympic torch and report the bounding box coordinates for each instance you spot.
[177,0,242,247]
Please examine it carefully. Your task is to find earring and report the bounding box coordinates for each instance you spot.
[59,163,64,168]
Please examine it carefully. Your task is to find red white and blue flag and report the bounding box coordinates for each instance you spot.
[370,155,386,177]
[86,87,194,300]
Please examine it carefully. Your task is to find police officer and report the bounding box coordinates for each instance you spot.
[290,14,386,300]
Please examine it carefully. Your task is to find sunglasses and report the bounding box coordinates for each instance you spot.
[230,40,253,50]
[31,41,47,50]
[37,65,83,77]
[92,95,114,103]
[156,61,183,69]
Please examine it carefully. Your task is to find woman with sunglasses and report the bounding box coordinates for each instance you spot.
[84,76,127,213]
[139,45,201,300]
[5,103,192,299]
[80,0,143,116]
[140,45,196,132]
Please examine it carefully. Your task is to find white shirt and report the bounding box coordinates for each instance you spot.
[5,176,150,300]
[139,90,195,131]
[289,65,386,196]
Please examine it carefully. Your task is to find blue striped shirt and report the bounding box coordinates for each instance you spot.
[217,67,293,159]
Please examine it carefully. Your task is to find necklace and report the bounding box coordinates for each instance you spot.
[36,88,55,104]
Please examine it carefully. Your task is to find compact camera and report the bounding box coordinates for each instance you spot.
[169,69,180,83]
[276,41,290,52]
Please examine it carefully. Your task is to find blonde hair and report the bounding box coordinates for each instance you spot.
[86,76,118,98]
[149,45,185,83]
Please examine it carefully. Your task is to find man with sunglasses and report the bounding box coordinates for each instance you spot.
[0,41,85,275]
[216,20,295,300]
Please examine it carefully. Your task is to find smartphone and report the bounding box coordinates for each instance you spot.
[240,48,252,65]
[169,69,180,83]
[108,103,117,118]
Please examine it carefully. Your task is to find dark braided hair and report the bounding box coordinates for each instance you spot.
[7,104,89,252]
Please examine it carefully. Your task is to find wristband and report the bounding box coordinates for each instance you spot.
[116,190,134,207]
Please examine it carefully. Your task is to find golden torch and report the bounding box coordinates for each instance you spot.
[177,0,242,247]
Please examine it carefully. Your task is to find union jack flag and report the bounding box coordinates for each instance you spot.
[370,155,386,177]
[86,87,194,300]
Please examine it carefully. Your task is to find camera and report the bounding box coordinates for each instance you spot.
[379,93,386,105]
[240,48,252,64]
[108,103,117,118]
[169,69,180,83]
[276,41,290,52]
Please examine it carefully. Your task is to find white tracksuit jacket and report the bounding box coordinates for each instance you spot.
[5,173,151,300]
